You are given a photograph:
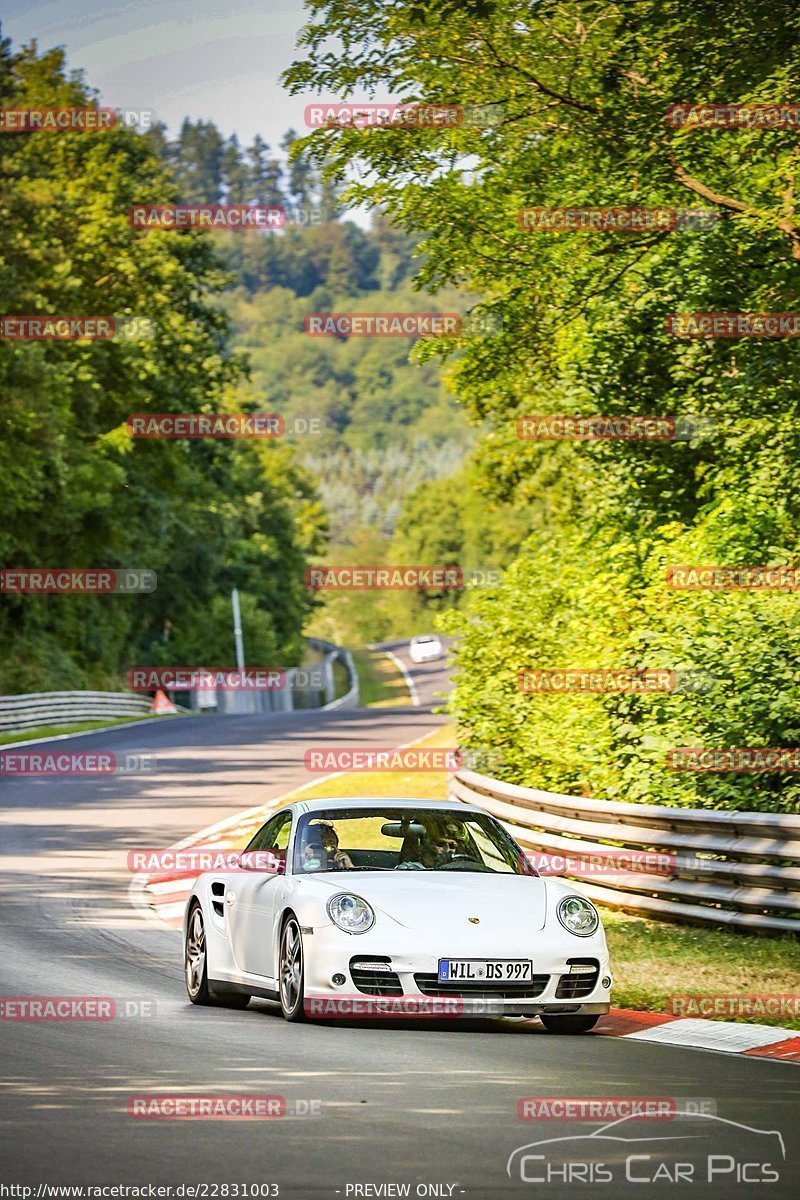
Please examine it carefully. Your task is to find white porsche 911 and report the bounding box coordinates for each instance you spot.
[408,634,443,663]
[184,797,612,1032]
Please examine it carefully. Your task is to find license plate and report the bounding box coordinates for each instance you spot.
[437,958,532,982]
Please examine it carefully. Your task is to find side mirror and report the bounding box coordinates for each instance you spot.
[239,849,285,874]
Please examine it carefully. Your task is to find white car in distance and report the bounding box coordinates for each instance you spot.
[409,635,443,663]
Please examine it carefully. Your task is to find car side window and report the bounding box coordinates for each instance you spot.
[246,812,292,853]
[271,815,292,850]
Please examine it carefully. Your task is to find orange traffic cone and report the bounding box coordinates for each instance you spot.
[151,688,177,714]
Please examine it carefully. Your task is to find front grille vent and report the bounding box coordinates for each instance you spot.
[555,959,599,999]
[350,955,403,996]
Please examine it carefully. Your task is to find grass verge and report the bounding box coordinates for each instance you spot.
[296,724,454,802]
[604,911,800,1029]
[0,713,178,746]
[350,647,412,707]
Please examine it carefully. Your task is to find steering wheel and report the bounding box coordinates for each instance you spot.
[439,856,492,872]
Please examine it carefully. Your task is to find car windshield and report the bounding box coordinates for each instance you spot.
[293,807,535,875]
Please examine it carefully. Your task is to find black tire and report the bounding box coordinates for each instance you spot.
[279,916,306,1022]
[185,901,251,1009]
[185,902,212,1005]
[540,1014,600,1034]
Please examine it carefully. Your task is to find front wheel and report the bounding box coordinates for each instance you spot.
[279,917,306,1022]
[540,1013,599,1034]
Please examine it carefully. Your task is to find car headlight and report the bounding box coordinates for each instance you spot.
[557,895,599,937]
[327,893,375,934]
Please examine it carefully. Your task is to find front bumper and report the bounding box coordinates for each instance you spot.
[302,922,612,1018]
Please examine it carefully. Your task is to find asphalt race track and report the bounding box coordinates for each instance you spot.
[1,645,799,1199]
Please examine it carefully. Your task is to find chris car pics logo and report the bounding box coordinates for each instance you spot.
[507,1113,784,1185]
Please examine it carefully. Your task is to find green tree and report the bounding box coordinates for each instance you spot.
[173,117,225,203]
[221,133,252,202]
[282,128,316,208]
[0,33,325,691]
[285,0,800,811]
[247,134,285,208]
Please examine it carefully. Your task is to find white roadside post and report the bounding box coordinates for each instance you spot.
[230,587,249,714]
[231,587,245,669]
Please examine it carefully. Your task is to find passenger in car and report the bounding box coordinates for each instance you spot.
[318,823,354,869]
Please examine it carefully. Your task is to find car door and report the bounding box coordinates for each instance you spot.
[227,811,293,981]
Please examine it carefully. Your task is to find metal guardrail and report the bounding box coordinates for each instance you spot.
[189,641,361,715]
[0,636,362,733]
[449,768,800,935]
[0,690,154,732]
[307,638,360,710]
[320,648,360,710]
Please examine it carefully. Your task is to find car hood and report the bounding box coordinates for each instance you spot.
[309,871,548,932]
